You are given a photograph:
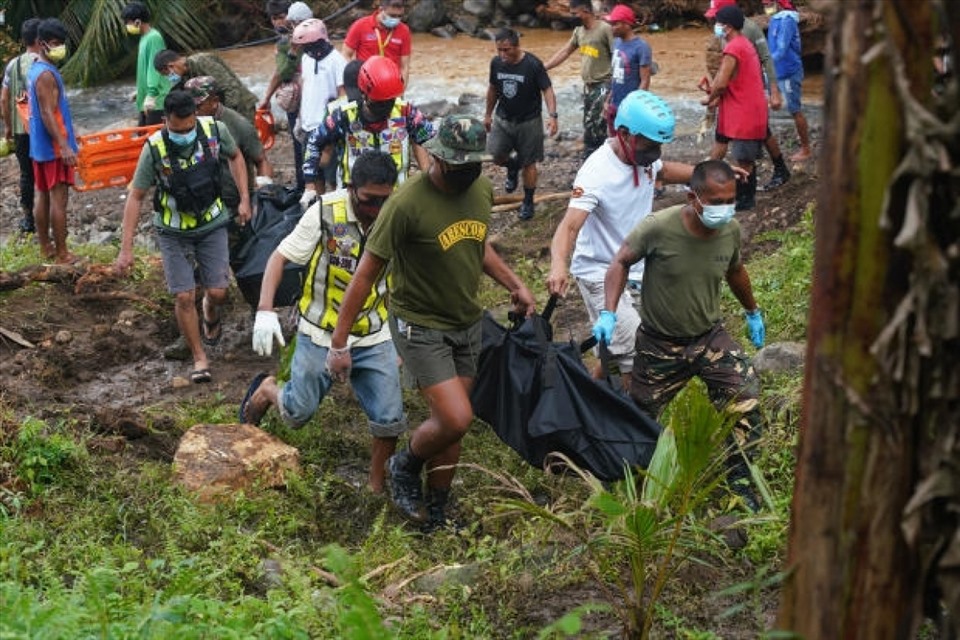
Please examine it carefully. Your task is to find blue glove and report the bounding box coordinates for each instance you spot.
[592,310,617,345]
[745,308,765,348]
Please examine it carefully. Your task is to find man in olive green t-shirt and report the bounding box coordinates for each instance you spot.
[328,115,536,531]
[544,0,614,158]
[597,159,767,512]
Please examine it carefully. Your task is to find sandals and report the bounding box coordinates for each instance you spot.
[239,372,269,425]
[190,368,213,384]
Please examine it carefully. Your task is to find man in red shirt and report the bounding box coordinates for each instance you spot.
[342,0,412,88]
[701,5,767,211]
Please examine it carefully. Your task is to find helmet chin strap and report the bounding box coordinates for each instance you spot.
[616,131,640,187]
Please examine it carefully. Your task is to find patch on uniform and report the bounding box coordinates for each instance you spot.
[326,236,338,253]
[333,223,347,237]
[571,186,584,198]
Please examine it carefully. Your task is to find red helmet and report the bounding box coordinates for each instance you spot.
[357,56,404,101]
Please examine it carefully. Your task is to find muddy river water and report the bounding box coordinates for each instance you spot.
[66,26,823,137]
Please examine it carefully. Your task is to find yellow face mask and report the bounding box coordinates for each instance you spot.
[46,44,67,62]
[126,22,142,35]
[764,5,777,15]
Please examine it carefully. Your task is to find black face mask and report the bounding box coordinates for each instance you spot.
[363,98,395,123]
[442,162,482,192]
[304,39,333,60]
[633,146,661,167]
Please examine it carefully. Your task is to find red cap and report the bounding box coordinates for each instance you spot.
[778,0,796,9]
[604,4,636,24]
[704,0,736,19]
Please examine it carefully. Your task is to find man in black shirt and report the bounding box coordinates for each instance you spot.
[483,28,558,221]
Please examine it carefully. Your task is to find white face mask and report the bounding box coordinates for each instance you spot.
[713,23,726,38]
[695,192,735,228]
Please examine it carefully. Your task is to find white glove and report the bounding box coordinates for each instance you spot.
[299,188,317,212]
[143,95,156,112]
[252,310,285,356]
[255,175,273,188]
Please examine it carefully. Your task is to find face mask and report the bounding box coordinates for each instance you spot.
[442,162,482,192]
[363,98,395,123]
[379,14,401,29]
[126,23,142,36]
[695,193,735,229]
[351,189,389,218]
[166,72,182,85]
[633,145,661,168]
[46,44,67,63]
[168,129,198,147]
[275,25,290,34]
[714,24,726,38]
[764,5,777,15]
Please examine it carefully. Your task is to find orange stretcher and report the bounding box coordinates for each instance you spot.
[75,109,276,192]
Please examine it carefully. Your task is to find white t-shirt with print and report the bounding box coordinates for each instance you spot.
[299,49,347,132]
[569,141,662,282]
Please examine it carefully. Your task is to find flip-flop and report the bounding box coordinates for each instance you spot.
[201,315,222,347]
[190,368,213,384]
[239,372,268,424]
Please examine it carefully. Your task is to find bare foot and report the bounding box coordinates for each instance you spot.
[790,149,812,162]
[55,252,82,265]
[39,241,56,259]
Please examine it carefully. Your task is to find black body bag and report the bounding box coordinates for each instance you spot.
[470,297,662,482]
[231,185,306,310]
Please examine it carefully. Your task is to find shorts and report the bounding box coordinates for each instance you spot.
[776,72,804,114]
[576,277,641,374]
[32,158,75,191]
[389,315,482,389]
[278,335,407,437]
[715,125,772,145]
[730,139,763,164]
[486,115,545,167]
[156,225,231,294]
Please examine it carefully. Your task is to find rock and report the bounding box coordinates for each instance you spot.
[90,230,116,246]
[407,0,447,32]
[412,562,482,594]
[453,15,479,34]
[171,376,190,388]
[88,436,126,454]
[173,423,300,502]
[430,25,458,39]
[54,330,72,344]
[752,341,806,376]
[476,27,499,40]
[463,0,494,17]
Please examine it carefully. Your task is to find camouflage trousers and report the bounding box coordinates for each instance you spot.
[582,82,610,158]
[629,323,762,483]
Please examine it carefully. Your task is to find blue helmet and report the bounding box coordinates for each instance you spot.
[614,90,675,143]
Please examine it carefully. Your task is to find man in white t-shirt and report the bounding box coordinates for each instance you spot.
[547,90,693,386]
[291,18,345,136]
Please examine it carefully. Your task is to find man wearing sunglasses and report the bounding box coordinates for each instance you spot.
[240,150,407,496]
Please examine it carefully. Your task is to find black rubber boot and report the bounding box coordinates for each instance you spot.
[735,169,757,211]
[386,450,426,523]
[762,155,790,191]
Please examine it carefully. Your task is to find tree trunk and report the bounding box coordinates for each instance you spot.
[777,0,960,638]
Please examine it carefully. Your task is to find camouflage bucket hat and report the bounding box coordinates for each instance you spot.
[184,75,217,104]
[423,114,492,164]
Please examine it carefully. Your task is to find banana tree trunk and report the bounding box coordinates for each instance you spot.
[777,0,960,637]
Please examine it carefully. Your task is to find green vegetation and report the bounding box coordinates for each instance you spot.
[0,207,811,637]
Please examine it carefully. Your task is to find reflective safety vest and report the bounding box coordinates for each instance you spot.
[147,116,226,233]
[298,192,389,337]
[340,100,410,186]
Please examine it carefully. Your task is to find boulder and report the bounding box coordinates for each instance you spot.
[173,423,300,502]
[453,14,480,34]
[752,341,806,376]
[463,0,495,18]
[407,0,447,32]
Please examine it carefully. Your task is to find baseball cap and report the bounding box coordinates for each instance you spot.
[715,5,745,30]
[184,75,217,104]
[422,115,492,164]
[704,0,736,19]
[604,4,636,24]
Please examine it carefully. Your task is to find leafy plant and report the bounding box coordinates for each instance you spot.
[490,385,739,639]
[5,416,84,494]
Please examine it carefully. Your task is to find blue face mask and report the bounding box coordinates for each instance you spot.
[695,192,735,228]
[166,72,182,85]
[168,129,198,147]
[713,24,726,38]
[379,14,401,29]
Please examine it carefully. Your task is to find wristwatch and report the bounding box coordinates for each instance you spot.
[549,112,559,118]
